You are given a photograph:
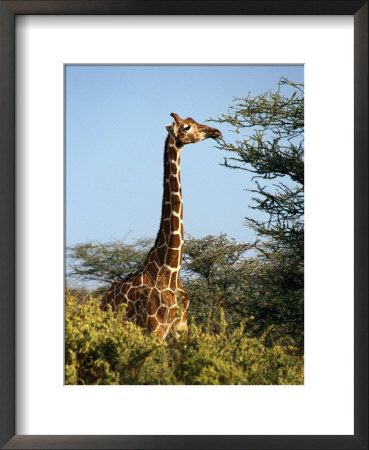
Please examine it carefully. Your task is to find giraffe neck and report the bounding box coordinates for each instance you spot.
[147,135,184,272]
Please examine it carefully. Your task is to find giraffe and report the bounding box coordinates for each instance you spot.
[101,113,222,340]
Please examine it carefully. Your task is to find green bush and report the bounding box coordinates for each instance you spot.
[65,293,303,385]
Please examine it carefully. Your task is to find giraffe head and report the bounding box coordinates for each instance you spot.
[165,113,221,146]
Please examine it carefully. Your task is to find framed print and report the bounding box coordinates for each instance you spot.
[0,1,367,449]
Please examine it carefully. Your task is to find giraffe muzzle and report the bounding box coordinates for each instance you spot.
[209,128,222,139]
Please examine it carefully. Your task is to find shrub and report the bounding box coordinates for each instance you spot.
[65,293,303,385]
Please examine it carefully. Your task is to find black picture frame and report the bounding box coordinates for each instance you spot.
[0,1,367,449]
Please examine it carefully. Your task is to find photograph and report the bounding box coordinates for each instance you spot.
[65,64,305,385]
[1,0,367,447]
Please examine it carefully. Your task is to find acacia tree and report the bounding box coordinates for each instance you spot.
[67,238,153,285]
[210,78,304,351]
[181,234,254,331]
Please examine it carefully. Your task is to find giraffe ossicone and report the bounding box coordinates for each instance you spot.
[101,113,222,340]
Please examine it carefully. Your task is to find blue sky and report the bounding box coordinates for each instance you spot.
[66,65,303,247]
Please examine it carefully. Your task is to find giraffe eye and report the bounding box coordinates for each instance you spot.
[183,125,191,131]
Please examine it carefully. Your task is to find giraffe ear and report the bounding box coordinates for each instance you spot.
[165,124,175,137]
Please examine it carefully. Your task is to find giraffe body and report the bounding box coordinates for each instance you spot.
[101,113,221,340]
